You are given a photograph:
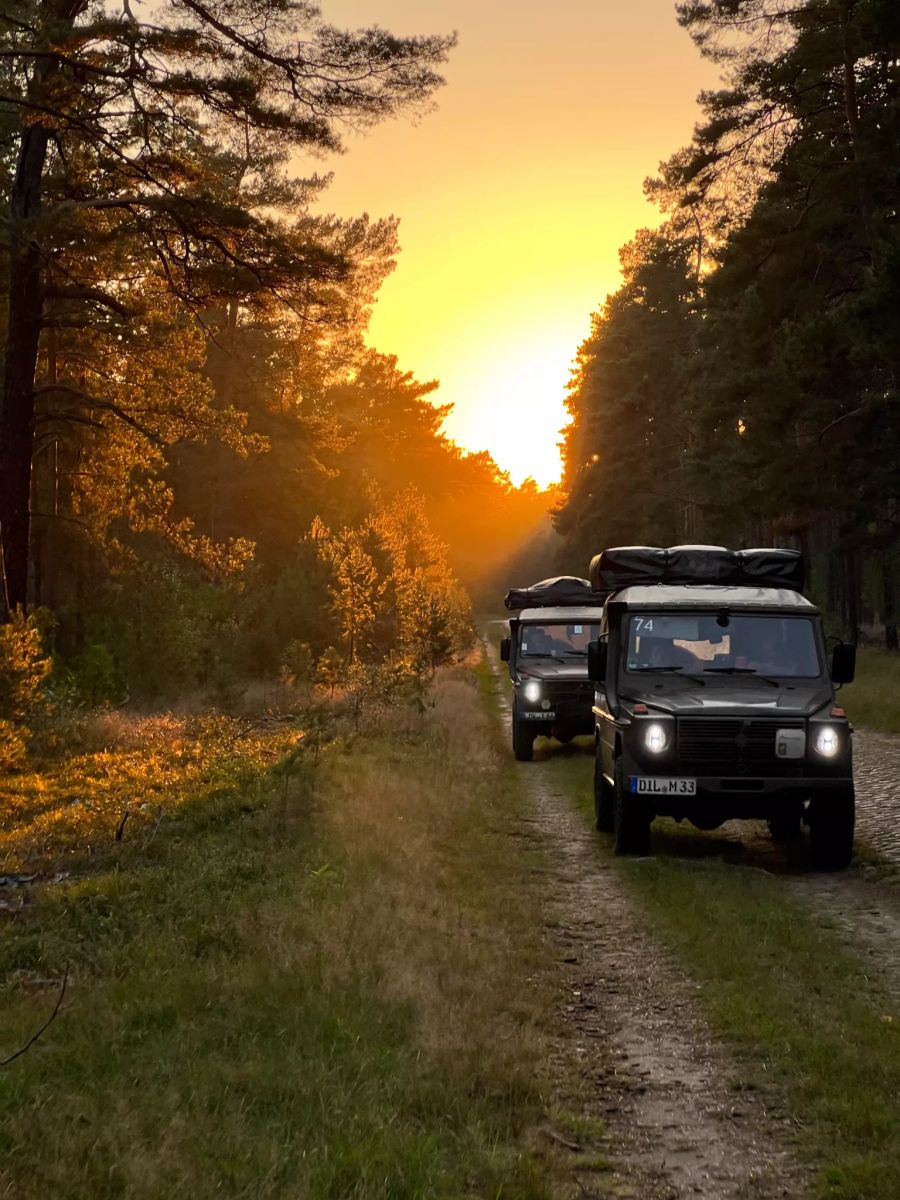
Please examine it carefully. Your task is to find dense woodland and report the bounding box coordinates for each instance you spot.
[0,0,550,736]
[557,0,900,648]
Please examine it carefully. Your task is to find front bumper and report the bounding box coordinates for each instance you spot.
[516,683,594,731]
[625,769,852,822]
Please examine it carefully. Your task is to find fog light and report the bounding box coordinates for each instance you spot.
[523,681,541,703]
[815,725,840,758]
[645,722,669,754]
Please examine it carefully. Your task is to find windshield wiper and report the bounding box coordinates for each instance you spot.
[631,665,685,672]
[703,667,780,688]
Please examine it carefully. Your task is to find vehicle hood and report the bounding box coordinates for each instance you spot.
[620,680,833,717]
[518,659,589,683]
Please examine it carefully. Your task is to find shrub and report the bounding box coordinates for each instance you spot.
[0,612,52,768]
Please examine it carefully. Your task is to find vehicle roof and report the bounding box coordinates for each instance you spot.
[609,584,816,611]
[516,606,605,622]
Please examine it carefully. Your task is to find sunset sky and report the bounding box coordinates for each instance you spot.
[321,1,718,487]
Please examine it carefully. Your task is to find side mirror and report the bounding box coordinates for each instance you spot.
[588,639,608,683]
[831,642,856,685]
[500,637,511,663]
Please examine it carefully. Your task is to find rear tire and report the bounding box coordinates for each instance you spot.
[809,787,855,871]
[593,748,614,832]
[613,757,651,855]
[512,699,535,762]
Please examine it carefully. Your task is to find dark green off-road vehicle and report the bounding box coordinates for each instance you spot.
[587,546,857,870]
[500,576,605,761]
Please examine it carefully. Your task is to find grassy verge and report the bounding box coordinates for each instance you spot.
[549,755,900,1199]
[0,671,554,1199]
[841,647,900,734]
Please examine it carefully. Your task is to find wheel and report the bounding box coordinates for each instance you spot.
[809,787,855,871]
[613,756,651,856]
[767,806,803,843]
[512,699,534,762]
[593,747,614,832]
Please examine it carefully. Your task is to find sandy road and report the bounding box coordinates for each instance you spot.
[485,632,810,1199]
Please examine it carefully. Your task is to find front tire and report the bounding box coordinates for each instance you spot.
[767,806,803,843]
[613,757,651,856]
[512,699,535,762]
[593,747,614,832]
[809,787,855,871]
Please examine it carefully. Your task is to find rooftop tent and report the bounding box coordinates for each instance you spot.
[589,547,666,593]
[504,576,605,612]
[665,545,735,584]
[589,546,805,593]
[737,548,805,591]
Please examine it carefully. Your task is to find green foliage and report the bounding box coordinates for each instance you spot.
[0,612,51,724]
[558,0,900,647]
[0,612,52,768]
[280,640,314,687]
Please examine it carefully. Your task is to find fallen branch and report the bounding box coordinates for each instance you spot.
[0,965,69,1068]
[115,810,130,841]
[141,806,164,852]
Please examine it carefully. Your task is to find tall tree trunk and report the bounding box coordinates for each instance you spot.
[882,550,898,651]
[842,542,862,644]
[0,118,49,616]
[0,0,84,619]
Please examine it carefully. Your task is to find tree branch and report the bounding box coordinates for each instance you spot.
[0,965,69,1068]
[45,284,133,320]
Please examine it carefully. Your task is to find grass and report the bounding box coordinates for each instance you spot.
[840,647,900,734]
[550,755,900,1199]
[0,671,556,1199]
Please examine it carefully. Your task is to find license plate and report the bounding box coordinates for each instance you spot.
[522,711,556,721]
[630,776,696,796]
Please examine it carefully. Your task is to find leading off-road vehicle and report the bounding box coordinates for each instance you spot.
[501,577,605,761]
[587,546,857,869]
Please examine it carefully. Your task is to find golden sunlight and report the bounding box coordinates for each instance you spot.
[322,0,717,489]
[439,331,578,488]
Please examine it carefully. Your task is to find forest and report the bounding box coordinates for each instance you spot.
[556,0,900,649]
[0,0,550,761]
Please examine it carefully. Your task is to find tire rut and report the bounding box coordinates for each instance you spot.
[486,633,810,1199]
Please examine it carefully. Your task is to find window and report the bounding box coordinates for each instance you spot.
[519,623,600,658]
[625,614,821,678]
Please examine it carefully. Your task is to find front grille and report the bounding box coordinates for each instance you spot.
[677,717,804,777]
[547,683,593,720]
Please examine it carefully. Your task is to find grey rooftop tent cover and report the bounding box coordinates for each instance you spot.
[504,576,607,612]
[588,546,805,594]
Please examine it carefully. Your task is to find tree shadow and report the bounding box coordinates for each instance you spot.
[647,818,813,877]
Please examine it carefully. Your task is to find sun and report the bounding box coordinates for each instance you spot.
[440,334,575,489]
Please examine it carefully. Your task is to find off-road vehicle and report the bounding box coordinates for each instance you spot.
[587,546,856,870]
[501,577,604,761]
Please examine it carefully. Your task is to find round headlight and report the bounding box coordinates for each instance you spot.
[815,725,840,758]
[645,722,669,754]
[523,681,541,703]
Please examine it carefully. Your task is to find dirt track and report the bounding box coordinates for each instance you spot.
[486,634,811,1198]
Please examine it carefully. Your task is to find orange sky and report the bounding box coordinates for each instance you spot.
[320,1,717,487]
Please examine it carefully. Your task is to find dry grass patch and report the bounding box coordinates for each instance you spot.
[0,711,298,874]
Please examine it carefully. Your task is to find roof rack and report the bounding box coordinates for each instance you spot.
[588,545,804,594]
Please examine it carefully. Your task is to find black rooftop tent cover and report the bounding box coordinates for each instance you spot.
[589,546,805,594]
[504,576,607,612]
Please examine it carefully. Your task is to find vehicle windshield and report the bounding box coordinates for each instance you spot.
[519,622,600,658]
[625,613,822,679]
